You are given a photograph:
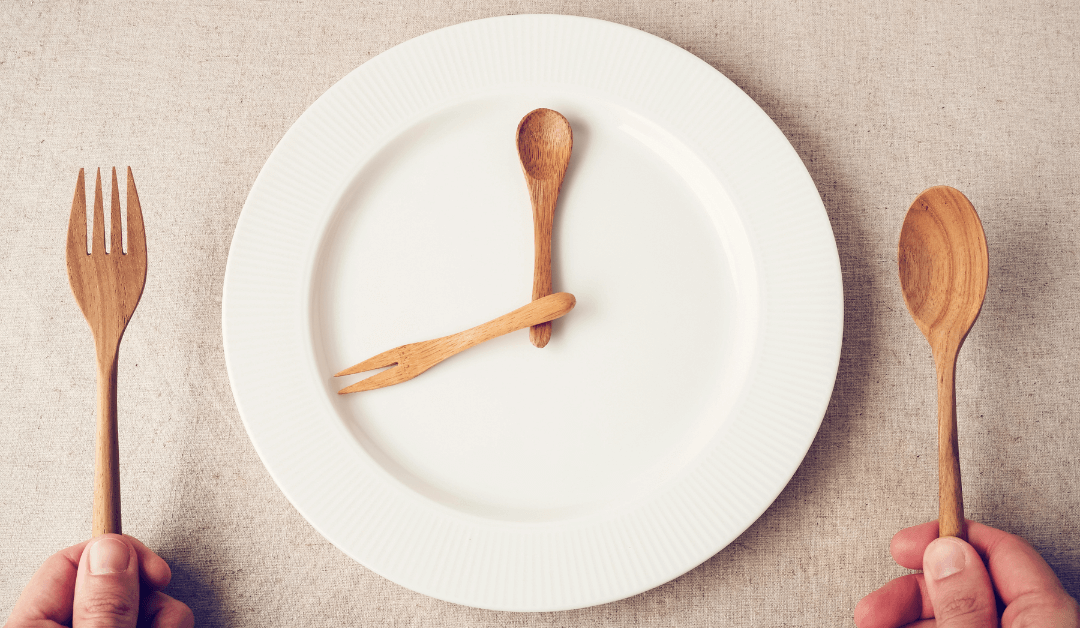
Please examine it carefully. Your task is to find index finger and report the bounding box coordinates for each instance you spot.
[890,520,1069,605]
[124,535,173,589]
[967,521,1070,605]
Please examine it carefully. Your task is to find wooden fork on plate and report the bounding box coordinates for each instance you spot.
[335,292,575,394]
[66,167,147,536]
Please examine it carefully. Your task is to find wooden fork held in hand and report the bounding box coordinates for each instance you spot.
[66,167,147,536]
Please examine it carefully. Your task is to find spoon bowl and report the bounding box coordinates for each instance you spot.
[898,185,988,539]
[517,108,572,348]
[518,109,573,180]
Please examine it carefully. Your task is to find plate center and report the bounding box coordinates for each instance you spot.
[312,92,758,522]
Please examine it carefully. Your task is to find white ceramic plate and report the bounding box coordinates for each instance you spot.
[223,15,842,611]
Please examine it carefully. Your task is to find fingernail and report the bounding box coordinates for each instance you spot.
[88,537,131,574]
[925,537,967,580]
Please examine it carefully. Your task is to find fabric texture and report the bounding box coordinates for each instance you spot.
[2,1,1079,625]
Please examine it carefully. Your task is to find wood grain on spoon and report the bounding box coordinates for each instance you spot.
[517,108,572,348]
[898,186,988,540]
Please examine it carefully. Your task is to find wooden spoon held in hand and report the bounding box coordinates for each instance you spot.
[898,186,988,540]
[517,108,572,348]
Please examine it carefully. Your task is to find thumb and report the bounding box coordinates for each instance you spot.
[923,536,999,627]
[72,535,140,627]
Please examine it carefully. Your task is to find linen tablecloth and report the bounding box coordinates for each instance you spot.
[3,1,1078,625]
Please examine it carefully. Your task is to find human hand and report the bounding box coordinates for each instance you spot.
[4,534,193,628]
[855,520,1080,627]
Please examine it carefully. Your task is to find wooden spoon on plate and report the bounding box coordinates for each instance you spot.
[517,108,572,348]
[898,186,988,540]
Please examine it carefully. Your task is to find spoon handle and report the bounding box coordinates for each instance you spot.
[528,179,557,348]
[935,347,965,539]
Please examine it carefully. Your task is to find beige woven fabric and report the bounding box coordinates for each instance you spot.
[3,1,1079,625]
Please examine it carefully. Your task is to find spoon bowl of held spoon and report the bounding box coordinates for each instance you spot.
[517,108,572,348]
[898,185,988,539]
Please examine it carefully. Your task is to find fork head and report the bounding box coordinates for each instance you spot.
[334,340,437,394]
[66,167,147,348]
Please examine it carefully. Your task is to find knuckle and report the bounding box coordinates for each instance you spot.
[937,594,987,622]
[146,593,195,628]
[163,601,196,628]
[80,592,137,623]
[179,605,196,628]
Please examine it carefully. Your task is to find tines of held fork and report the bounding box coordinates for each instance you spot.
[66,167,147,536]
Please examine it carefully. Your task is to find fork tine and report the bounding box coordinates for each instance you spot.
[92,168,105,254]
[67,168,87,256]
[337,366,414,394]
[334,346,401,376]
[125,167,146,259]
[109,168,122,254]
